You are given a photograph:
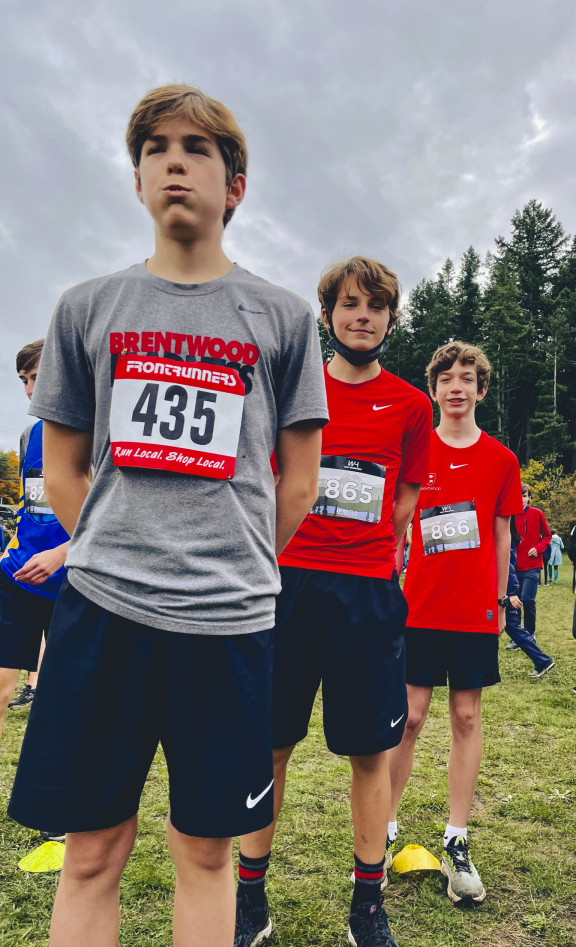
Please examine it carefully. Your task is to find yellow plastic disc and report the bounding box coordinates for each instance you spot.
[18,841,65,873]
[392,844,441,874]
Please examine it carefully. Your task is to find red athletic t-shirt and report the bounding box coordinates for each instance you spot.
[403,430,522,634]
[279,365,432,578]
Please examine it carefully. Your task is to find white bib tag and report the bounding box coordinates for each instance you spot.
[110,356,245,480]
[420,501,480,555]
[25,469,54,515]
[311,456,385,523]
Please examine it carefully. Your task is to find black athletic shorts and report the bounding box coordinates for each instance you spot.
[405,627,500,690]
[0,569,55,671]
[8,579,274,839]
[272,567,409,756]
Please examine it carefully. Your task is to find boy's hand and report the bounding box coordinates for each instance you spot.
[528,547,538,557]
[509,594,522,610]
[13,545,68,585]
[498,606,506,633]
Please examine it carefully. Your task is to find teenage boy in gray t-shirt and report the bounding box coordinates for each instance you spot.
[9,84,327,947]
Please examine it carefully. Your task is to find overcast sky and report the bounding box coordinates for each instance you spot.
[1,0,575,451]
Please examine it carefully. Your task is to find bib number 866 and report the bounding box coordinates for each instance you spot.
[431,519,470,540]
[325,478,373,503]
[132,382,216,446]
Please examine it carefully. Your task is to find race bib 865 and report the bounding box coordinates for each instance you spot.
[110,356,245,480]
[311,455,385,523]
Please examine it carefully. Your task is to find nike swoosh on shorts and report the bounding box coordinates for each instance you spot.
[246,778,274,809]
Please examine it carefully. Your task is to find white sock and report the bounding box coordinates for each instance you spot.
[444,824,467,846]
[387,821,398,842]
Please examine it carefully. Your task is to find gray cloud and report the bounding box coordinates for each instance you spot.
[2,0,575,447]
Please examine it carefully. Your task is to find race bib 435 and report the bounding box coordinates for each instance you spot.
[110,356,245,480]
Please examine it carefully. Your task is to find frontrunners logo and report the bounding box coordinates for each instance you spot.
[109,331,260,394]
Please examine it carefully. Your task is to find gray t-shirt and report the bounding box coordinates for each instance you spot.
[31,263,328,634]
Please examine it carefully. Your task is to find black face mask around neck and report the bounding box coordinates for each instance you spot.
[328,333,389,366]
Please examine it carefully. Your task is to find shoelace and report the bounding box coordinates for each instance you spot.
[447,838,472,874]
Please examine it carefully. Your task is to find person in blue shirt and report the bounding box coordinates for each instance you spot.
[0,340,69,735]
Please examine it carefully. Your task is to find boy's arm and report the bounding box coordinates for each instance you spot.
[494,515,512,632]
[528,510,552,557]
[12,542,70,585]
[275,422,322,557]
[392,482,421,575]
[42,421,93,537]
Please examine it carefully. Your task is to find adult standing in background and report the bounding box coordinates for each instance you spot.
[514,484,551,639]
[547,530,564,584]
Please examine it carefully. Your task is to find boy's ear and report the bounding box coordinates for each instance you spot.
[134,169,144,205]
[476,385,488,403]
[428,385,437,403]
[225,173,246,211]
[320,309,331,332]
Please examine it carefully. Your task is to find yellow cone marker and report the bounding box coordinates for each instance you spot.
[18,841,65,873]
[392,844,441,874]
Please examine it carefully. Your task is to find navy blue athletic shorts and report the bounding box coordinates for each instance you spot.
[0,569,54,671]
[8,579,274,839]
[272,567,408,756]
[405,627,500,690]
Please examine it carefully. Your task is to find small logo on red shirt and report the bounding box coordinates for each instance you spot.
[426,473,436,485]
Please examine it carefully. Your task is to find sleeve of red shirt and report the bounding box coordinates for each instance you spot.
[495,453,523,516]
[535,509,552,554]
[398,395,433,484]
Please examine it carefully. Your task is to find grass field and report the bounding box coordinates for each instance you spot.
[1,563,575,946]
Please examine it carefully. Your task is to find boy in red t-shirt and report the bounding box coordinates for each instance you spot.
[388,342,522,905]
[235,257,432,947]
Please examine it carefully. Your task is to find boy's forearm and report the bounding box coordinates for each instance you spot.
[45,475,91,537]
[392,482,421,574]
[275,478,317,557]
[274,423,322,557]
[494,518,511,595]
[43,422,93,536]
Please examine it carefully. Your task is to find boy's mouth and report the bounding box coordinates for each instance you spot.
[164,184,190,192]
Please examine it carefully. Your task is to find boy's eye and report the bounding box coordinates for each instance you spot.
[187,144,209,156]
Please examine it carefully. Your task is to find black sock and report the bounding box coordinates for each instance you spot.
[351,853,385,910]
[237,851,270,907]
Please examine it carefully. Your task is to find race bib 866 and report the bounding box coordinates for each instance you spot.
[420,501,480,555]
[110,356,245,480]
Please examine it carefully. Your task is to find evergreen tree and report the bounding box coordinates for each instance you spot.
[454,246,482,342]
[494,200,568,461]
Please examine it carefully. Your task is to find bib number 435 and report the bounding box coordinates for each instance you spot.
[110,356,245,479]
[132,382,216,446]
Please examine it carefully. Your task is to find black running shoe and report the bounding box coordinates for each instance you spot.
[234,892,272,947]
[8,685,35,709]
[348,895,398,946]
[38,830,66,842]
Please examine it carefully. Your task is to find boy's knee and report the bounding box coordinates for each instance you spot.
[405,707,427,737]
[451,707,480,736]
[167,826,232,874]
[64,822,137,883]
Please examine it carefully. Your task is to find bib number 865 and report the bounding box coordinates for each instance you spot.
[431,519,470,540]
[132,382,216,445]
[325,478,373,503]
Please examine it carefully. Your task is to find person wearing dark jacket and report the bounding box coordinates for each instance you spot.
[515,483,552,637]
[504,520,554,678]
[568,525,576,694]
